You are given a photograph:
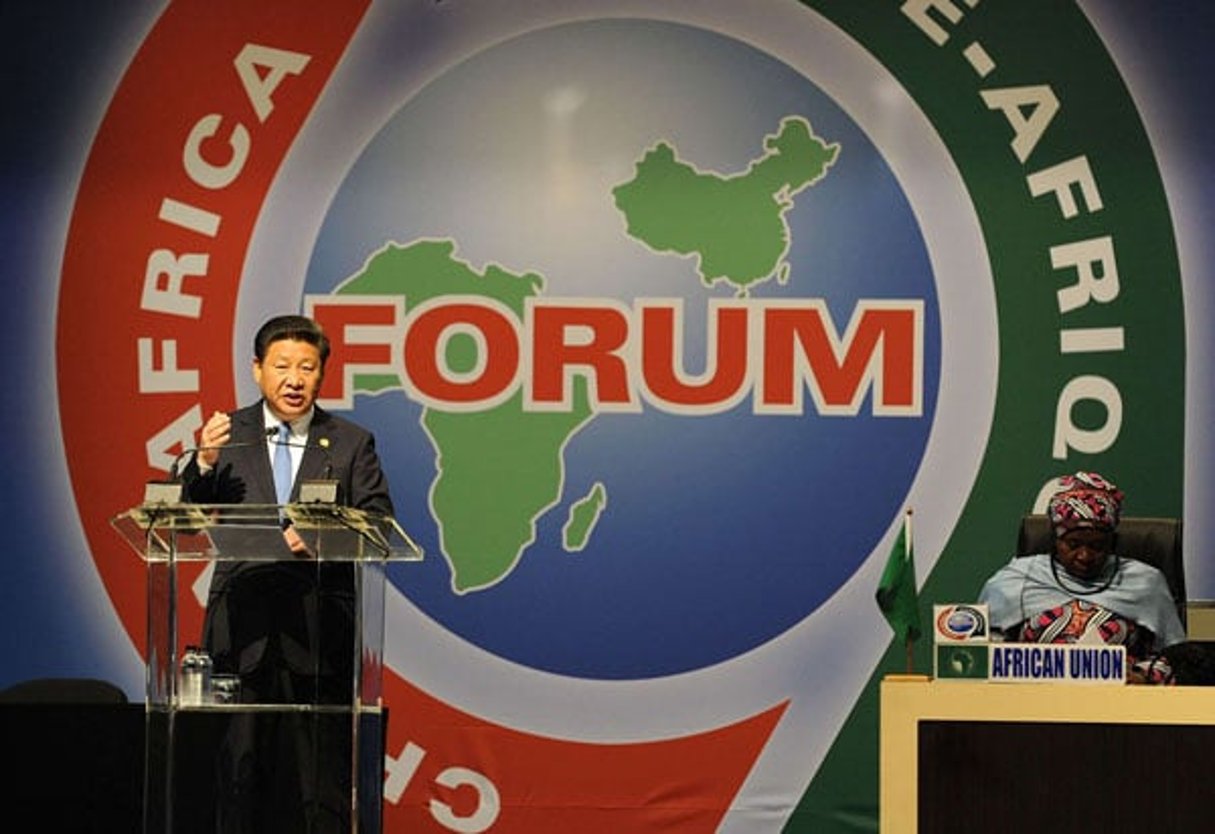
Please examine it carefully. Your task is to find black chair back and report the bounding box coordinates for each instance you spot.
[0,677,128,704]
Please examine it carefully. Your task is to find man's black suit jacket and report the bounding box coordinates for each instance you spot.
[181,402,394,704]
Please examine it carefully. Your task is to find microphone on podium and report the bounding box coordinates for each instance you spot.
[143,429,278,505]
[143,427,338,506]
[268,430,339,505]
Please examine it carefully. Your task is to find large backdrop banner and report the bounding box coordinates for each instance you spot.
[5,1,1213,831]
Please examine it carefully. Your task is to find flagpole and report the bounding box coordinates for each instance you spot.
[875,505,921,675]
[903,509,914,675]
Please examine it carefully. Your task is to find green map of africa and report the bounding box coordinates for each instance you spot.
[335,116,839,593]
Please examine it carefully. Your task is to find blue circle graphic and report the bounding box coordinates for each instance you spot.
[307,19,940,679]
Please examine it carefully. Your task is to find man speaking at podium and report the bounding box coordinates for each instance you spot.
[181,313,395,833]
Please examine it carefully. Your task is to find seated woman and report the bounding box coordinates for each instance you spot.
[978,472,1186,683]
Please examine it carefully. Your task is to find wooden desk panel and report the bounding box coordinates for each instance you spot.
[879,676,1215,833]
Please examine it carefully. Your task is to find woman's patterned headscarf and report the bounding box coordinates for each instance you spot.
[1048,472,1125,535]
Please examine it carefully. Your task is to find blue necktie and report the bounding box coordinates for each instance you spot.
[273,422,293,505]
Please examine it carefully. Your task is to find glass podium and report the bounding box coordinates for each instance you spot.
[112,502,422,834]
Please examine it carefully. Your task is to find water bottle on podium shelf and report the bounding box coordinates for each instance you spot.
[179,645,213,706]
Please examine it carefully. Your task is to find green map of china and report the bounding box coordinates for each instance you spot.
[335,116,839,593]
[613,115,839,295]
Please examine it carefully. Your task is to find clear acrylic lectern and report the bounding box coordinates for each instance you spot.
[112,502,422,834]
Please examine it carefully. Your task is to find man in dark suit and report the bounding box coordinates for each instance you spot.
[180,313,394,833]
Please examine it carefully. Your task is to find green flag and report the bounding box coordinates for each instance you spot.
[875,514,920,642]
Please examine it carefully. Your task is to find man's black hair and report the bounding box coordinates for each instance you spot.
[253,314,331,364]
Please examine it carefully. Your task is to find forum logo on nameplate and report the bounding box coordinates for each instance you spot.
[933,604,990,680]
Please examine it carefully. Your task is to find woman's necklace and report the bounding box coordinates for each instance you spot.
[1050,553,1120,596]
